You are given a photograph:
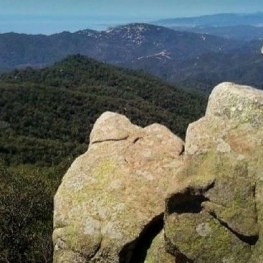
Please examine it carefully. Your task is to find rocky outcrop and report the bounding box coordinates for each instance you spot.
[53,82,263,262]
[53,112,184,263]
[165,82,263,263]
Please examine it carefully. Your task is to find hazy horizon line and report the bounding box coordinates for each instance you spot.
[1,11,263,35]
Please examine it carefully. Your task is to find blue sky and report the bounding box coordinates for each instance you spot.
[0,0,263,34]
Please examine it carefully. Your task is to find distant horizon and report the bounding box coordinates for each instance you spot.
[1,0,263,34]
[1,11,263,35]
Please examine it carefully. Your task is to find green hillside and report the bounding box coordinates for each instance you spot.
[0,54,206,166]
[0,55,206,262]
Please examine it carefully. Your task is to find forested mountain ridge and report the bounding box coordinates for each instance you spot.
[0,54,206,166]
[0,23,238,71]
[171,40,263,93]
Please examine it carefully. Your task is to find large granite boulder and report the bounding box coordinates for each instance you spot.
[165,82,263,262]
[53,112,184,263]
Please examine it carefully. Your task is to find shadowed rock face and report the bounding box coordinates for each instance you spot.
[53,82,263,263]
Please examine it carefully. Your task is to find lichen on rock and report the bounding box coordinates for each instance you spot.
[53,111,184,263]
[165,82,263,263]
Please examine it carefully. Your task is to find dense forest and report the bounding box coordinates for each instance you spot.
[0,55,206,262]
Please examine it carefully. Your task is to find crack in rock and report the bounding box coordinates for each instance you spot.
[166,183,259,261]
[92,136,129,144]
[208,211,258,245]
[169,190,259,246]
[176,252,194,263]
[119,213,164,263]
[132,136,143,144]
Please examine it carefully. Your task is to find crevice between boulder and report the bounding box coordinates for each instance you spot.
[118,213,164,263]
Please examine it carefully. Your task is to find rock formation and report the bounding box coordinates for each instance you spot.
[165,82,263,263]
[53,82,263,263]
[53,111,184,263]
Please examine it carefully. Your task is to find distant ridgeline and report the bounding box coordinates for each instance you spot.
[0,55,205,166]
[0,23,262,94]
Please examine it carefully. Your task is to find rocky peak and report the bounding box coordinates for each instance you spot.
[53,82,263,263]
[101,23,170,46]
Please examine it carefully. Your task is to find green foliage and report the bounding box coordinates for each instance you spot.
[0,55,206,166]
[0,159,70,263]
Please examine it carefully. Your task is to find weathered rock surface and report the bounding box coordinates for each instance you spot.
[165,82,263,262]
[53,112,184,263]
[144,230,175,263]
[53,82,263,263]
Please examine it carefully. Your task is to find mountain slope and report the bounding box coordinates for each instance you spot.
[0,55,206,166]
[173,40,263,93]
[1,23,262,95]
[0,23,239,71]
[169,25,263,41]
